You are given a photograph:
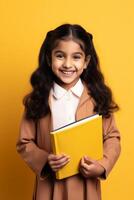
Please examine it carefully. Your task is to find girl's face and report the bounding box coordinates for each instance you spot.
[51,39,90,90]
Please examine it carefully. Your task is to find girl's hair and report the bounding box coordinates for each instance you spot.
[23,23,119,121]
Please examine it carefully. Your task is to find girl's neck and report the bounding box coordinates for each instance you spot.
[54,78,80,91]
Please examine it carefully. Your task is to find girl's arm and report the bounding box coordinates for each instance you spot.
[97,114,121,178]
[16,112,50,180]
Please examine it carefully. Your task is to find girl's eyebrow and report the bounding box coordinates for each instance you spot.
[53,50,84,55]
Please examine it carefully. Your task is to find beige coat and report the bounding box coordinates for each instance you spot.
[16,86,121,200]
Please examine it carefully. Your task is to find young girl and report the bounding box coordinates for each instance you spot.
[16,24,121,200]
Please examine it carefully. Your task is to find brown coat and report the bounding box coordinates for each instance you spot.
[16,86,121,200]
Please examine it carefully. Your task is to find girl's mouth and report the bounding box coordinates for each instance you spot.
[60,70,76,76]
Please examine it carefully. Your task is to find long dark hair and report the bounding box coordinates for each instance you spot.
[23,23,119,121]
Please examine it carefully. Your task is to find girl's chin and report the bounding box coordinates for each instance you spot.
[57,78,79,89]
[60,77,76,84]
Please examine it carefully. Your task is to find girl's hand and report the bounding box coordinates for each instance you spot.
[47,153,70,172]
[79,156,105,178]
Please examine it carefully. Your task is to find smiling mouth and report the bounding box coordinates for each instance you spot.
[60,70,76,76]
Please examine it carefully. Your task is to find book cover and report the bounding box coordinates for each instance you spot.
[50,114,103,180]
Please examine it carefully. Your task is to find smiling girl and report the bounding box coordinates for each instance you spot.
[51,39,89,90]
[16,24,121,200]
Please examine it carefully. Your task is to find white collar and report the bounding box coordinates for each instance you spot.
[52,79,84,100]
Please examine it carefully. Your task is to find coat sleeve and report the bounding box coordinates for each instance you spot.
[98,114,121,179]
[16,112,50,179]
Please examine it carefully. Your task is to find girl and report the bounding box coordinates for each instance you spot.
[16,24,121,200]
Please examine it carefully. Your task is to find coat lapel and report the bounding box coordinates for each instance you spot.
[75,84,95,120]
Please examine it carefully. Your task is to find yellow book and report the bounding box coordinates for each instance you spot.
[50,114,103,180]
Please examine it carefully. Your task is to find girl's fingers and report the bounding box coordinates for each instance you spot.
[52,158,70,170]
[79,166,89,177]
[83,157,104,173]
[80,158,90,170]
[80,157,97,177]
[48,154,71,171]
[80,162,104,178]
[80,164,96,178]
[83,156,95,165]
[48,154,66,161]
[49,155,70,165]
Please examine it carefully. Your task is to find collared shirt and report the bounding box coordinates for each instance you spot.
[50,79,84,130]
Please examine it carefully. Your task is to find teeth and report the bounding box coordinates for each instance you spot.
[62,71,74,75]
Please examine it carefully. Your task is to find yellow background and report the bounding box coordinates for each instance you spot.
[0,0,133,199]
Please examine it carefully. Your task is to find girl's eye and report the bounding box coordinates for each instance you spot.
[73,55,81,60]
[56,54,64,59]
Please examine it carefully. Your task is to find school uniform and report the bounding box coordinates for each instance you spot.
[16,80,121,200]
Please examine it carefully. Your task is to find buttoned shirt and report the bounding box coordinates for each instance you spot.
[50,79,84,130]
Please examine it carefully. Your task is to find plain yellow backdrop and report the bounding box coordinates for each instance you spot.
[0,0,134,199]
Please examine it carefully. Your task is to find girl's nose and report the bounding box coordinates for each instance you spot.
[63,58,73,68]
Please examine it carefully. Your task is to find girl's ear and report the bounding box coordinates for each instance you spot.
[84,55,91,69]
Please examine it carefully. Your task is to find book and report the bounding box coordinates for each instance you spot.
[50,114,103,180]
